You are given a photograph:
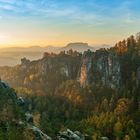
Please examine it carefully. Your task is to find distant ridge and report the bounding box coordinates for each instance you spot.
[0,43,110,53]
[0,43,111,66]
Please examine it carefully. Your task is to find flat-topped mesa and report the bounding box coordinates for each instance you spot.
[62,42,95,52]
[66,42,89,47]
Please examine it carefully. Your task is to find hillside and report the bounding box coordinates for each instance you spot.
[0,34,140,139]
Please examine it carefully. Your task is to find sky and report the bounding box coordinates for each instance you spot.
[0,0,140,47]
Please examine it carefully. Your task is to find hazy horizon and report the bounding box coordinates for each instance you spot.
[0,42,111,49]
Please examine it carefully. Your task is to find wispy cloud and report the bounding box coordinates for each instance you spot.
[0,4,15,10]
[0,0,140,47]
[0,0,16,4]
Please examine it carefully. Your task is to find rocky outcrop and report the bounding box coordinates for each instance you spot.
[57,129,109,140]
[28,125,52,140]
[0,80,88,140]
[79,49,121,89]
[57,129,85,140]
[0,80,51,140]
[79,50,93,86]
[0,48,138,91]
[0,80,111,140]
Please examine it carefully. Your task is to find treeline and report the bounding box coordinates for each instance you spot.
[0,34,140,139]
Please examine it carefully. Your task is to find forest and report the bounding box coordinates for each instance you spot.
[0,34,140,140]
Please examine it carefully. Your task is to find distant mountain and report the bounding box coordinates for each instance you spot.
[0,46,59,66]
[59,42,95,52]
[0,43,111,66]
[59,43,111,53]
[0,46,59,53]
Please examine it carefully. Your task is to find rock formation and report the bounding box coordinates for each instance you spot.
[0,80,51,140]
[0,49,123,91]
[79,50,121,89]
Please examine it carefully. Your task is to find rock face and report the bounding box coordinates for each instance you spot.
[79,50,121,89]
[0,48,139,91]
[79,51,93,86]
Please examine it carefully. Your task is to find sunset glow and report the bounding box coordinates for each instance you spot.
[0,0,140,47]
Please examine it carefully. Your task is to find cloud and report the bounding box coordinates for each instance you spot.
[0,0,16,4]
[0,0,139,26]
[0,0,102,24]
[0,4,15,10]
